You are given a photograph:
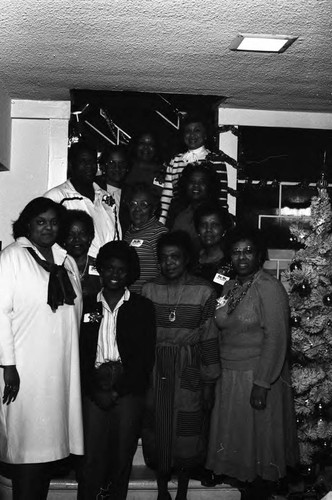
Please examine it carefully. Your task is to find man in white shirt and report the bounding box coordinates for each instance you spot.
[44,143,121,258]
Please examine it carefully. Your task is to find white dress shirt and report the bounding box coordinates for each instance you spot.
[95,288,130,366]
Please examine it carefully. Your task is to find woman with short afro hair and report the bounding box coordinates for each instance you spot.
[77,240,156,500]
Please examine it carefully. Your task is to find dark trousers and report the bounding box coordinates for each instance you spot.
[77,393,144,500]
[11,462,51,500]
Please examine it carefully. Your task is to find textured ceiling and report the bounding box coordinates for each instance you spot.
[1,0,331,112]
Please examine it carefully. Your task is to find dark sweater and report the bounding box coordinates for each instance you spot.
[80,292,156,398]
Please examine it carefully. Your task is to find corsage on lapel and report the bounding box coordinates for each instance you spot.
[83,300,103,324]
[102,194,115,207]
[216,295,228,310]
[84,310,103,323]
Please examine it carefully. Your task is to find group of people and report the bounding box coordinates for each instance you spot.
[0,114,299,500]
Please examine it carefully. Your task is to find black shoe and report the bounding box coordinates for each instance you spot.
[200,469,224,487]
[157,492,172,500]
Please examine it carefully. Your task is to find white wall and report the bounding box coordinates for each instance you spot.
[0,100,70,250]
[0,80,11,171]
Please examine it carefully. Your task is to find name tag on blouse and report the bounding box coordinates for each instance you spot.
[213,273,230,286]
[130,239,144,247]
[88,264,99,276]
[83,313,91,323]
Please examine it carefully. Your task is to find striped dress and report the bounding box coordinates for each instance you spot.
[141,275,220,473]
[159,147,228,224]
[124,217,168,294]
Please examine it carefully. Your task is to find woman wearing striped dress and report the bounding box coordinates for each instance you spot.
[124,183,168,294]
[142,231,220,500]
[159,115,228,225]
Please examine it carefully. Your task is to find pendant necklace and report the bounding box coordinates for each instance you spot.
[79,256,89,280]
[167,284,185,322]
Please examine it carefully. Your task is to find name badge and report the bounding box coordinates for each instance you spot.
[153,177,165,188]
[213,273,230,286]
[88,265,99,276]
[130,239,144,247]
[83,313,91,323]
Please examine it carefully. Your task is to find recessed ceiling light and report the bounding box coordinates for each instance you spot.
[230,33,297,53]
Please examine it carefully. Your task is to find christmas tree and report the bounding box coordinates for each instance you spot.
[284,177,332,466]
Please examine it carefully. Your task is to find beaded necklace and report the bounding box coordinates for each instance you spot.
[226,274,256,315]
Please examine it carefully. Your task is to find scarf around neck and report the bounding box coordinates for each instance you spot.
[27,247,77,312]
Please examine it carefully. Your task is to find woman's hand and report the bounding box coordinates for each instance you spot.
[3,366,20,405]
[250,384,268,410]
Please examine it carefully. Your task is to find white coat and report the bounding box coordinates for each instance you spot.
[0,237,84,464]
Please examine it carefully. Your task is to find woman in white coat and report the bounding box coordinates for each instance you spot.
[0,197,83,500]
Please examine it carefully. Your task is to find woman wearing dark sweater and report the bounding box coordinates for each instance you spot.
[192,201,234,296]
[77,241,156,500]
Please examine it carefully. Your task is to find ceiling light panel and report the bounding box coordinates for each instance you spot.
[230,34,298,53]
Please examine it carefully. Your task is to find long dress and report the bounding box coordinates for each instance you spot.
[0,237,83,464]
[206,269,298,482]
[142,274,220,474]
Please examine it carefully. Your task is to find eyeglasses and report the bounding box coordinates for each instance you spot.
[231,246,255,257]
[128,200,151,210]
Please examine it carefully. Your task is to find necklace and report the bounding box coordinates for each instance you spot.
[79,256,89,280]
[167,284,185,322]
[226,274,255,315]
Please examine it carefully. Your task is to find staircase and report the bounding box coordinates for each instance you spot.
[0,441,240,499]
